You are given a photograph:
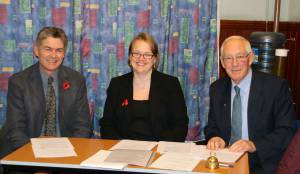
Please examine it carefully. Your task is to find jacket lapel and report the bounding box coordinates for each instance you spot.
[29,63,46,131]
[222,77,232,141]
[247,71,263,140]
[148,71,160,136]
[122,73,134,127]
[58,66,67,125]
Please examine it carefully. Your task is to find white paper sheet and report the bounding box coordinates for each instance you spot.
[109,139,157,151]
[30,137,77,158]
[80,150,127,170]
[157,141,193,154]
[150,152,203,171]
[190,144,244,163]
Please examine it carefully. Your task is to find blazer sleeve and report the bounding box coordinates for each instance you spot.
[100,79,121,139]
[254,80,297,163]
[204,82,231,145]
[5,77,30,150]
[70,77,92,138]
[159,78,188,142]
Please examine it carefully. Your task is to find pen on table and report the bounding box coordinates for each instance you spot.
[219,163,234,168]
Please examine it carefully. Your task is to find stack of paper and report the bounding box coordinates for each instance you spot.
[152,141,243,171]
[157,141,193,154]
[80,150,127,170]
[190,144,244,163]
[30,137,77,158]
[150,152,203,171]
[110,139,158,150]
[156,141,243,164]
[81,140,158,169]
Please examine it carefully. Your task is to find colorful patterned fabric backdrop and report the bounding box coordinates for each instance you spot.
[0,0,218,141]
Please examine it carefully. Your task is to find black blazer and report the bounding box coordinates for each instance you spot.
[0,63,92,158]
[205,70,297,174]
[100,70,188,142]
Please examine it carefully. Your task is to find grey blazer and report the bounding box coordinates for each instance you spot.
[0,63,92,158]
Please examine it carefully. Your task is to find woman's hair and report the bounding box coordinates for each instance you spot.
[128,32,159,69]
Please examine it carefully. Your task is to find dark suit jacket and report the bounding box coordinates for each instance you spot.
[205,70,296,174]
[0,63,92,158]
[100,70,188,142]
[277,129,300,174]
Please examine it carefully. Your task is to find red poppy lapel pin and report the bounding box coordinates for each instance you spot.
[121,98,129,107]
[63,80,71,91]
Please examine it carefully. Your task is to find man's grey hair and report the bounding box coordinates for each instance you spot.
[220,36,252,58]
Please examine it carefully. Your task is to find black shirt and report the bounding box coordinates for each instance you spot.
[129,100,153,141]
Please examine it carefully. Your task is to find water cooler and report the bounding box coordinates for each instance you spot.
[249,32,287,77]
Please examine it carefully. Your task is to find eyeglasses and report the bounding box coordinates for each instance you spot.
[40,46,65,55]
[222,52,251,63]
[130,52,154,60]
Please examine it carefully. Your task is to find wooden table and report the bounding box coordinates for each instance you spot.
[0,138,249,174]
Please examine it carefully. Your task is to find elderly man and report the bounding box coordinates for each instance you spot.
[0,27,92,160]
[205,36,296,174]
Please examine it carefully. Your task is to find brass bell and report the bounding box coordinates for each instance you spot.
[206,152,219,169]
